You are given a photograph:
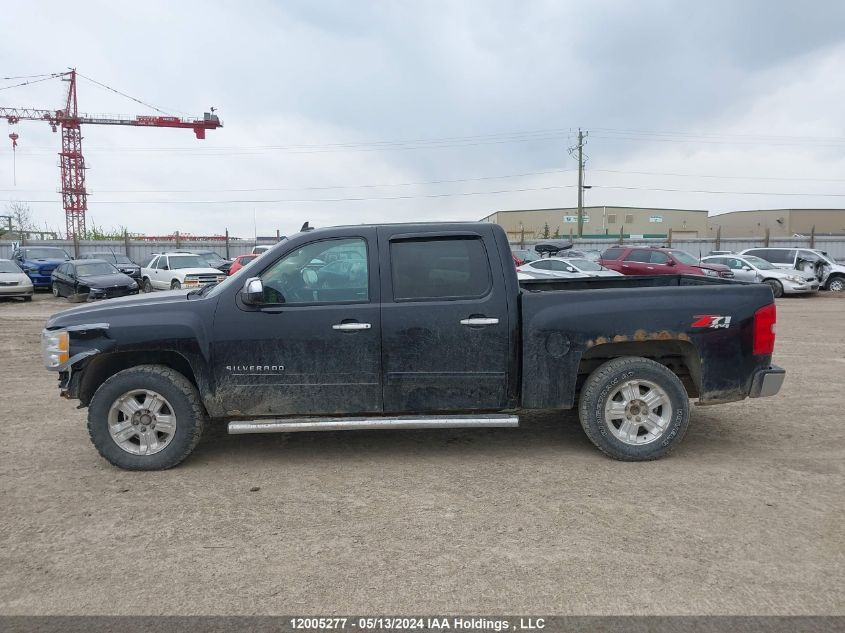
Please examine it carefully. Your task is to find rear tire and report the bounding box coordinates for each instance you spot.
[51,284,60,297]
[764,278,784,298]
[87,365,206,470]
[142,278,153,293]
[578,356,690,461]
[170,280,181,290]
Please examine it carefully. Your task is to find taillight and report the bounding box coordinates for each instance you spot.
[753,303,776,355]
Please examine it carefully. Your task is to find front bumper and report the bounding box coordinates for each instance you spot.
[0,285,34,297]
[783,279,819,294]
[26,272,54,287]
[749,365,786,398]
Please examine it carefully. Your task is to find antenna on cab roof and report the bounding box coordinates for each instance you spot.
[301,222,314,232]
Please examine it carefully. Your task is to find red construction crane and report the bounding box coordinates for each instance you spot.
[0,69,222,238]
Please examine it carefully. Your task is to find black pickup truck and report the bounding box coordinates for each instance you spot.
[42,222,785,470]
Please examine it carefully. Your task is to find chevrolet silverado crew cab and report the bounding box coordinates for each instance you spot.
[42,223,785,470]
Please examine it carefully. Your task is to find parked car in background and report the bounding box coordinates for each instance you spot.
[511,248,540,265]
[517,257,592,279]
[51,260,139,301]
[702,254,818,297]
[140,253,227,292]
[0,259,34,301]
[228,254,258,276]
[252,245,272,255]
[10,246,71,289]
[557,257,623,277]
[194,250,232,274]
[600,246,733,279]
[739,247,845,292]
[79,252,141,280]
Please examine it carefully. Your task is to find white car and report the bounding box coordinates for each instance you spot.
[739,247,845,292]
[141,252,226,292]
[252,245,271,255]
[701,254,818,297]
[517,257,620,279]
[0,258,34,301]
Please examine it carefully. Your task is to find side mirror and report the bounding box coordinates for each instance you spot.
[666,259,676,266]
[241,277,264,305]
[742,266,752,271]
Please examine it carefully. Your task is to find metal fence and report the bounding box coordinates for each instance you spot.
[0,238,277,263]
[513,235,845,260]
[2,234,845,263]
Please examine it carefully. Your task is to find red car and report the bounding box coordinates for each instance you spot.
[228,254,259,276]
[599,246,733,278]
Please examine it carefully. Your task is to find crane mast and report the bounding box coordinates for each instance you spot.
[0,69,222,239]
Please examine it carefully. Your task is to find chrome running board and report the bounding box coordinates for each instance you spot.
[227,414,519,435]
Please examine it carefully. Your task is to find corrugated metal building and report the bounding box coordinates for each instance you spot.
[480,206,708,241]
[707,209,845,238]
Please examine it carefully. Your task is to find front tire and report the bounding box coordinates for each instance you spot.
[170,280,181,290]
[764,278,784,298]
[87,365,206,470]
[142,278,153,293]
[827,276,845,292]
[52,284,60,297]
[578,356,690,461]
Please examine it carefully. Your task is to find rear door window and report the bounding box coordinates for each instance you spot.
[624,249,651,263]
[650,251,670,264]
[390,237,491,301]
[601,247,624,260]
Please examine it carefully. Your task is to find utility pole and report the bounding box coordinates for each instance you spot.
[570,129,588,238]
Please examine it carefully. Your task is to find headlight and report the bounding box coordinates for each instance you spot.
[216,276,226,283]
[129,280,138,289]
[41,330,69,369]
[23,263,38,272]
[702,268,719,277]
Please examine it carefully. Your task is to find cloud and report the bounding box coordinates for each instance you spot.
[1,0,843,237]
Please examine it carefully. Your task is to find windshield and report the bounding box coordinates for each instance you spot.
[0,260,23,273]
[77,262,119,276]
[564,258,602,271]
[199,252,226,264]
[668,250,700,265]
[743,255,775,270]
[22,248,69,260]
[168,255,208,269]
[812,250,835,265]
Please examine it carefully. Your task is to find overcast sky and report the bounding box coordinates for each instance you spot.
[2,0,845,238]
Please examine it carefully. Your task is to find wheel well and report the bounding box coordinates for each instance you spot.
[78,351,198,406]
[577,340,701,398]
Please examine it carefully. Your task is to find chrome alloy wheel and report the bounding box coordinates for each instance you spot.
[107,389,177,455]
[604,379,673,445]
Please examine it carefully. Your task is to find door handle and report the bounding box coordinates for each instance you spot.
[332,322,371,331]
[460,317,499,326]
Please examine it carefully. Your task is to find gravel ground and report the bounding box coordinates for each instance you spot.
[0,292,843,615]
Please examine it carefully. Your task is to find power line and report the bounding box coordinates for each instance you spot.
[0,167,574,194]
[591,184,845,197]
[1,183,579,205]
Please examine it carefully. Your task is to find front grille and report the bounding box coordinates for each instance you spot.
[186,274,222,285]
[38,266,57,275]
[0,281,19,286]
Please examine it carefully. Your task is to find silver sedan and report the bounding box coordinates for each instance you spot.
[701,254,818,297]
[0,259,34,301]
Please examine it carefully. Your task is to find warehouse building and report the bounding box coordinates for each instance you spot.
[480,206,708,241]
[707,209,845,238]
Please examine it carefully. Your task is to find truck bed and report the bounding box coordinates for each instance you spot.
[517,277,774,409]
[519,273,739,292]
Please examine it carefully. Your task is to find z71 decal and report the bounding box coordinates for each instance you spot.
[691,314,732,329]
